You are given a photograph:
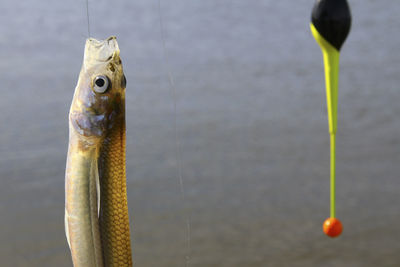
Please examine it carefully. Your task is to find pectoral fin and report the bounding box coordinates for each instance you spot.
[95,160,101,218]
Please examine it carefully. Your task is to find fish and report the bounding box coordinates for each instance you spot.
[65,36,132,267]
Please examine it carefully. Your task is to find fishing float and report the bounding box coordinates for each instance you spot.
[310,0,351,237]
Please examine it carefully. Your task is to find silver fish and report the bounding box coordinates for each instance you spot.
[65,36,132,267]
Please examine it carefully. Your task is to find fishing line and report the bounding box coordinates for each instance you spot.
[157,1,191,266]
[85,0,91,37]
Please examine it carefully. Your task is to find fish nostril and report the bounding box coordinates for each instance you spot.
[108,63,115,72]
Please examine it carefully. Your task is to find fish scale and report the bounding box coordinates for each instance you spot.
[99,115,133,266]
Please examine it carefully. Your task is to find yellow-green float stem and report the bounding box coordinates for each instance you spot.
[310,23,340,218]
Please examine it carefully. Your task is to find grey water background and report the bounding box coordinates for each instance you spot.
[0,0,399,266]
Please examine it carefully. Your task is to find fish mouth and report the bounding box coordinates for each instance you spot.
[84,36,120,67]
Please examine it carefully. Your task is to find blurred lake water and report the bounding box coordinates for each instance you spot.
[0,0,399,266]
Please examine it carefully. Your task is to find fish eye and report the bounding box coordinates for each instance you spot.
[93,75,110,93]
[121,74,127,88]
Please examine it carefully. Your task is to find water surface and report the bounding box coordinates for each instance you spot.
[0,0,399,266]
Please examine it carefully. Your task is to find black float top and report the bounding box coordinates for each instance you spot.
[311,0,351,51]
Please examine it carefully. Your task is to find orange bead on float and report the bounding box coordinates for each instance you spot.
[323,217,343,237]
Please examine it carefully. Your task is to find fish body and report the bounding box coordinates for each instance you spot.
[65,37,132,266]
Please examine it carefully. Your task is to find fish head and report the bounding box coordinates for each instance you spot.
[70,36,127,140]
